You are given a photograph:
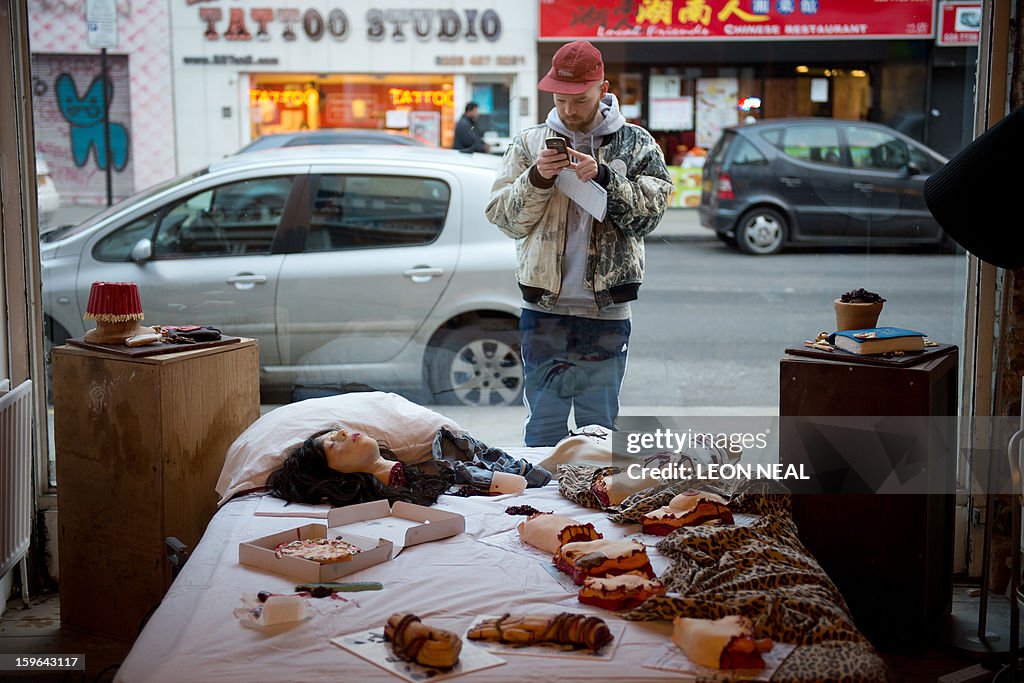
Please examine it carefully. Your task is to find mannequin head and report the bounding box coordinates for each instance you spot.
[266,426,453,508]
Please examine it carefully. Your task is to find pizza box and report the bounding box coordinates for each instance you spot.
[325,499,465,557]
[238,524,392,583]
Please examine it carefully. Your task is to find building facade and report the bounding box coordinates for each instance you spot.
[28,0,175,205]
[537,0,979,205]
[169,0,537,172]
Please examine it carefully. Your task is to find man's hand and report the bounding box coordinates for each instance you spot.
[535,147,571,180]
[568,149,599,182]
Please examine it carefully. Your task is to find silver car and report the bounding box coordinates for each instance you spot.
[41,146,524,406]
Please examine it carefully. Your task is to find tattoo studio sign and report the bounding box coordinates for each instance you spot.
[190,3,502,43]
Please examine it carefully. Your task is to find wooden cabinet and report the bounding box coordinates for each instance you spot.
[53,340,260,640]
[779,348,958,654]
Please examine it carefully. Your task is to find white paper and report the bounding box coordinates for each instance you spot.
[643,641,796,680]
[810,78,830,103]
[332,627,505,682]
[554,169,607,222]
[254,495,331,518]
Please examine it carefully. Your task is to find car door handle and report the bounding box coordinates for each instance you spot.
[226,273,268,290]
[854,182,874,192]
[403,267,444,283]
[780,176,802,187]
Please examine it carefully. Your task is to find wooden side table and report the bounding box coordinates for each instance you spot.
[53,339,260,640]
[779,347,958,654]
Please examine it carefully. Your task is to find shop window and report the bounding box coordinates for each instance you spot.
[845,126,909,171]
[758,129,782,147]
[304,175,449,251]
[781,125,842,166]
[143,177,292,258]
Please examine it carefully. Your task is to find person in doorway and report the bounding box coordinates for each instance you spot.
[486,40,672,446]
[453,101,491,153]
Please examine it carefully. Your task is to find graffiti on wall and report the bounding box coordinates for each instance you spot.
[56,74,130,171]
[30,53,134,205]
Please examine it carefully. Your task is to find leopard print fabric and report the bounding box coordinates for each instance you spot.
[558,463,887,681]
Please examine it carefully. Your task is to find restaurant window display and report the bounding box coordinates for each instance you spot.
[249,74,456,147]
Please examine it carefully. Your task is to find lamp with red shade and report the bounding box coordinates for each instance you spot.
[82,281,156,344]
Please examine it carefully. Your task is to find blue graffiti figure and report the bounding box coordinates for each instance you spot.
[55,74,129,171]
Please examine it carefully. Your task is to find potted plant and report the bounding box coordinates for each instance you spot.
[834,288,885,331]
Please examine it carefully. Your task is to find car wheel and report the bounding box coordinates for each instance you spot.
[427,322,523,407]
[736,207,787,255]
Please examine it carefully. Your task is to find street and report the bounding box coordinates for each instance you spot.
[624,233,966,410]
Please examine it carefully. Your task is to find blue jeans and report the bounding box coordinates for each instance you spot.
[519,309,631,447]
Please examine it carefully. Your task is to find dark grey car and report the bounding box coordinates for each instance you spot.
[698,119,949,255]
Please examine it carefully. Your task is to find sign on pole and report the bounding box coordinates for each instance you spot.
[86,0,118,49]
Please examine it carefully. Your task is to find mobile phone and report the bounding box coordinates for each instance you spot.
[545,137,568,157]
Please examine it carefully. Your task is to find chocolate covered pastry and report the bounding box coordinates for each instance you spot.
[672,615,772,669]
[467,612,613,651]
[384,613,462,669]
[641,491,734,535]
[578,573,666,611]
[555,538,655,585]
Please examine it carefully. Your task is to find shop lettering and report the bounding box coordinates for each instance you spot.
[250,88,319,108]
[387,88,456,107]
[199,7,350,42]
[433,54,525,67]
[367,8,501,42]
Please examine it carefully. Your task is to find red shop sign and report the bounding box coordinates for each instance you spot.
[936,0,980,46]
[539,0,935,41]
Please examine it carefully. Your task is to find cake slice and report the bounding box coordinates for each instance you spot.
[554,538,655,585]
[672,615,773,669]
[517,513,601,554]
[641,491,733,535]
[577,573,666,611]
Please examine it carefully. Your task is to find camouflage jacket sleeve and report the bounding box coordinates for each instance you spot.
[485,132,557,239]
[601,126,673,239]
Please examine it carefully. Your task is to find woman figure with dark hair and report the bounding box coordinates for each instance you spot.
[267,425,550,508]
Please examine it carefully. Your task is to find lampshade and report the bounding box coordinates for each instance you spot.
[82,281,154,344]
[84,281,145,323]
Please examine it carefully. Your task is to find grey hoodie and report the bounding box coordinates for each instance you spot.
[534,94,628,318]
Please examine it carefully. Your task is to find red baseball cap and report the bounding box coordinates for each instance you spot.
[539,40,605,95]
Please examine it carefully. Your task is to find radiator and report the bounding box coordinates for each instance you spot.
[0,379,33,592]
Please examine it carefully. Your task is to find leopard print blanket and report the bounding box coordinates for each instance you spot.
[558,464,887,682]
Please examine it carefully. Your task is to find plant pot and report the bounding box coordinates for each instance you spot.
[833,299,883,332]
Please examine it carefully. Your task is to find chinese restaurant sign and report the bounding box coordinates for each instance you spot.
[935,1,980,46]
[539,0,935,40]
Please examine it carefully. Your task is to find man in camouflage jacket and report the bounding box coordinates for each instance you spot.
[486,40,672,446]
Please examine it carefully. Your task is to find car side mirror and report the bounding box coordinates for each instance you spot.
[902,162,922,177]
[130,238,153,263]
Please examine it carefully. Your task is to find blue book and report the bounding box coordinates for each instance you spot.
[829,327,926,355]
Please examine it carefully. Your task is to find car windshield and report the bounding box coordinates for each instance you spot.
[39,168,207,243]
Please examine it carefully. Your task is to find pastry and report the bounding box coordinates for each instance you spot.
[517,514,585,554]
[557,522,602,548]
[554,538,655,585]
[384,613,462,669]
[273,537,361,564]
[467,612,613,651]
[591,469,661,507]
[672,615,773,669]
[641,491,734,535]
[578,573,666,611]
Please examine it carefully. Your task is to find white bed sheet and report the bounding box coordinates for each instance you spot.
[116,450,682,683]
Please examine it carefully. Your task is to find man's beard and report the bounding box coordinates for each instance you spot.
[563,100,602,132]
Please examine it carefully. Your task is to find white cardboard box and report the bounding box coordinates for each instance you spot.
[238,500,465,581]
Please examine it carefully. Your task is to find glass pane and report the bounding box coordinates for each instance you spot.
[846,126,910,171]
[154,177,291,258]
[782,125,842,165]
[305,175,450,251]
[94,213,158,261]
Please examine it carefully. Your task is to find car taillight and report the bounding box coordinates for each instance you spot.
[717,174,734,200]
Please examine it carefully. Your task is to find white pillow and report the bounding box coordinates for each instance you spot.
[215,392,461,505]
